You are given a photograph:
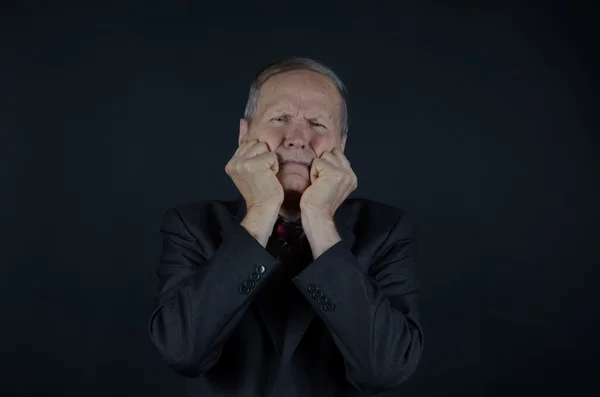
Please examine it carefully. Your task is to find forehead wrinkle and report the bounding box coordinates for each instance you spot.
[256,71,341,124]
[262,92,335,120]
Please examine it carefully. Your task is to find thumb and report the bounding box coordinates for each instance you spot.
[310,158,325,184]
[266,152,279,172]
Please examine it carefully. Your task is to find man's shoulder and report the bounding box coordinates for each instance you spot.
[342,198,415,256]
[344,197,410,223]
[168,199,237,217]
[161,199,239,233]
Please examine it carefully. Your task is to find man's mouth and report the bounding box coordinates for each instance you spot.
[282,160,311,167]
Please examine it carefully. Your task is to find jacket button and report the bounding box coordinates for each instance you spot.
[311,291,323,299]
[243,280,256,289]
[238,285,250,295]
[317,296,327,305]
[307,284,318,293]
[256,265,266,274]
[323,302,336,312]
[249,272,261,281]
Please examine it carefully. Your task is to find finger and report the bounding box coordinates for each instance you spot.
[331,148,351,167]
[236,139,260,157]
[246,151,279,172]
[310,158,336,183]
[243,141,270,159]
[320,151,343,167]
[310,159,320,184]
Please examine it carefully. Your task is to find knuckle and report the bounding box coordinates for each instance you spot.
[241,161,252,172]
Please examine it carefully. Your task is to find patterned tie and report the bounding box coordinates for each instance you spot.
[275,218,305,249]
[271,218,309,278]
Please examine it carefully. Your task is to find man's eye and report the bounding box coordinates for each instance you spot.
[272,116,287,122]
[309,121,325,128]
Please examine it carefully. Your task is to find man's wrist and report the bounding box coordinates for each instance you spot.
[241,203,280,247]
[301,210,341,259]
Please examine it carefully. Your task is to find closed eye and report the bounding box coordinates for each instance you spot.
[309,120,326,129]
[271,115,290,123]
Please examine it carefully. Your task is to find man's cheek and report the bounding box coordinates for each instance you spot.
[259,132,283,152]
[313,138,335,157]
[313,147,330,158]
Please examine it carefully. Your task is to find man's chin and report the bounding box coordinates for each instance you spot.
[279,177,309,195]
[282,186,302,196]
[281,185,306,205]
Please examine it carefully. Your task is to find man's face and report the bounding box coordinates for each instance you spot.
[239,70,346,194]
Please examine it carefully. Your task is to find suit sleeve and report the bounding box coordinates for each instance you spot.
[148,207,281,377]
[292,211,424,394]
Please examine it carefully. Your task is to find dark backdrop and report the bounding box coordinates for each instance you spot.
[2,1,597,396]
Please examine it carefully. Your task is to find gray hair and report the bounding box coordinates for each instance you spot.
[243,57,349,136]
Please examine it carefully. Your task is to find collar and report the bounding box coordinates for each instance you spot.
[221,195,356,248]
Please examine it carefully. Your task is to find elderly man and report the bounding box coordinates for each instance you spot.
[149,57,423,396]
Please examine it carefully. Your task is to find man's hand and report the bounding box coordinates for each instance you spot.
[300,149,357,217]
[225,139,284,210]
[300,149,357,258]
[225,139,283,246]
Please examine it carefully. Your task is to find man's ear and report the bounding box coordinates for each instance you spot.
[340,134,347,152]
[238,118,249,146]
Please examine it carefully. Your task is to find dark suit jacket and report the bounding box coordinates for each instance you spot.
[149,197,424,396]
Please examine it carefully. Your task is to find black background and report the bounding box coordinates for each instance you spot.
[2,1,597,396]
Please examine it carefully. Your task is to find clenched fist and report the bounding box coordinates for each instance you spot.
[225,139,284,211]
[300,148,357,217]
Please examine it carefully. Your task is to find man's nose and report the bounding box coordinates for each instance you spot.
[283,137,306,149]
[283,127,308,149]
